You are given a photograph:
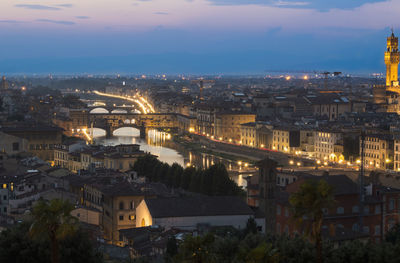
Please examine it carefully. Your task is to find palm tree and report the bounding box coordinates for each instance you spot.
[30,199,78,263]
[289,179,335,263]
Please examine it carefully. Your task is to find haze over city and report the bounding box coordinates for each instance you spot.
[1,0,400,74]
[5,1,400,263]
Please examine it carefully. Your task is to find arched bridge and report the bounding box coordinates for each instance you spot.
[69,109,179,138]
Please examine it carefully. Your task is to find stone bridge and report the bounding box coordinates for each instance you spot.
[69,108,179,138]
[87,105,140,114]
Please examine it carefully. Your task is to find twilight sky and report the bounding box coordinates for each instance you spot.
[0,0,399,74]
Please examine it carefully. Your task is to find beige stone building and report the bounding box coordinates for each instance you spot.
[314,130,344,163]
[1,125,63,161]
[272,128,290,153]
[240,122,273,149]
[177,114,197,133]
[363,134,393,170]
[101,183,156,245]
[71,206,101,226]
[214,113,256,143]
[272,127,300,153]
[0,131,28,155]
[240,122,257,147]
[394,138,400,171]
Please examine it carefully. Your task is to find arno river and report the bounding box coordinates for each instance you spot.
[92,127,249,188]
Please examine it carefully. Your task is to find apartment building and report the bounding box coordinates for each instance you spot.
[214,113,256,143]
[272,127,300,153]
[363,134,393,170]
[314,130,344,162]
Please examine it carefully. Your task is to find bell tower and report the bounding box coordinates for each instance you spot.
[385,31,400,91]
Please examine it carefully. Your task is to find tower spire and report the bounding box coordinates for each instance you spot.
[385,30,400,90]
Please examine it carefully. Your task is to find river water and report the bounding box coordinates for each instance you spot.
[91,127,249,188]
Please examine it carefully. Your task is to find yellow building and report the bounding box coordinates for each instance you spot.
[272,127,300,153]
[71,206,101,226]
[103,144,146,172]
[177,114,197,133]
[1,125,63,161]
[214,113,256,143]
[240,122,257,147]
[363,134,393,170]
[54,147,69,168]
[314,130,344,162]
[374,32,400,110]
[394,138,400,171]
[68,152,82,173]
[386,32,400,91]
[272,128,290,153]
[101,183,155,245]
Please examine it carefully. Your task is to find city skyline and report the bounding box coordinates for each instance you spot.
[0,0,399,74]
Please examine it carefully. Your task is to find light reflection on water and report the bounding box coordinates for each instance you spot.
[91,127,248,188]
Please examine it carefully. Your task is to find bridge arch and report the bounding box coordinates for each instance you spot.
[91,128,106,137]
[113,127,140,137]
[90,107,109,114]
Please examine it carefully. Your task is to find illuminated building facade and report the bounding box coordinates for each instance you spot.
[385,32,400,91]
[314,130,344,163]
[362,134,393,170]
[374,32,400,112]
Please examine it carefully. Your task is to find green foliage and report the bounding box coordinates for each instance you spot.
[246,242,279,263]
[289,179,335,240]
[0,222,103,263]
[174,233,216,263]
[133,154,245,196]
[171,222,400,263]
[244,217,258,236]
[289,179,335,263]
[59,229,103,263]
[61,94,86,108]
[30,199,79,263]
[30,199,78,242]
[165,236,178,262]
[174,232,400,263]
[385,224,400,244]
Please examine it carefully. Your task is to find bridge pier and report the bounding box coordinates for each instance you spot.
[105,125,113,138]
[140,125,146,139]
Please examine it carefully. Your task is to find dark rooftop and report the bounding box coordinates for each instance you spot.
[145,196,254,218]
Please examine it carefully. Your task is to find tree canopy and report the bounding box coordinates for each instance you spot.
[289,179,335,263]
[133,154,245,197]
